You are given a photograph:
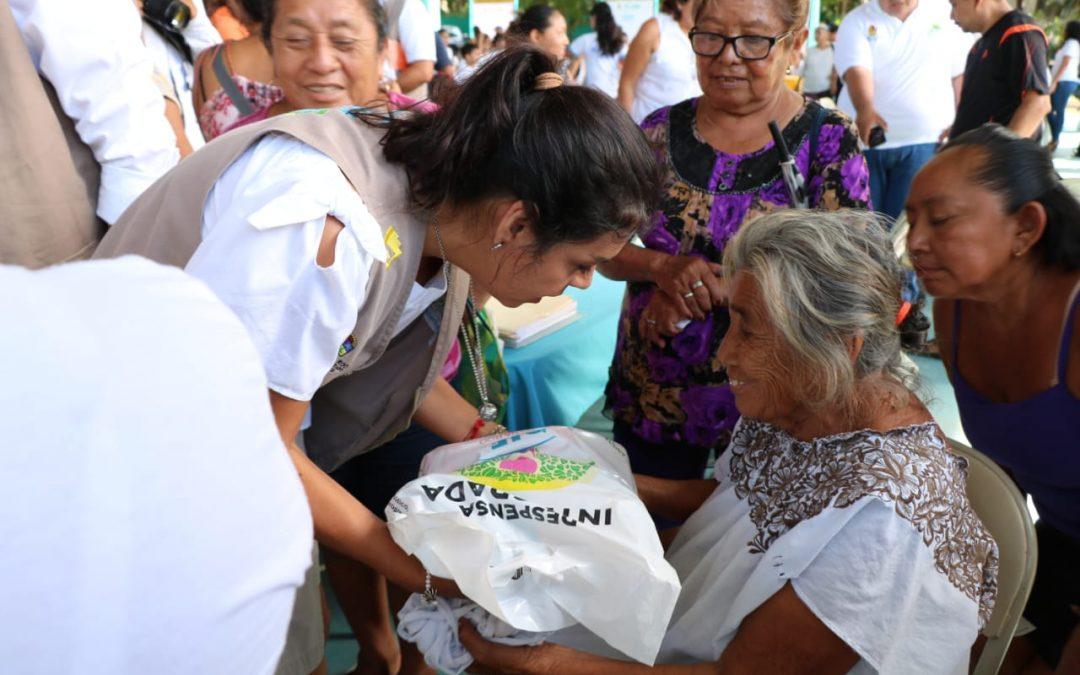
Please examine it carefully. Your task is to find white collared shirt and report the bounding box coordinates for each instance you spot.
[834,0,975,147]
[189,134,445,402]
[10,0,180,224]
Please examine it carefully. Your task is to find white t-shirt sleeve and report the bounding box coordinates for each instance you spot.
[10,0,180,224]
[791,499,980,675]
[833,12,872,78]
[1055,39,1080,80]
[570,33,590,58]
[189,135,388,401]
[396,0,437,63]
[182,0,225,57]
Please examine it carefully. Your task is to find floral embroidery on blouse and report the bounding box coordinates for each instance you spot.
[198,75,284,141]
[727,418,999,626]
[605,98,871,449]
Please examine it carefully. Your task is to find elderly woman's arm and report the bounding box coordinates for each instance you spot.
[635,475,715,522]
[461,584,858,674]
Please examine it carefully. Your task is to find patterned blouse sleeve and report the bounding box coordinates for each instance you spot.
[806,112,872,210]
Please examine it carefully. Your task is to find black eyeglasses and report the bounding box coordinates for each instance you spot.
[688,30,791,60]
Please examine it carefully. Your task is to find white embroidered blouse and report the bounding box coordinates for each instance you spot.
[658,418,999,674]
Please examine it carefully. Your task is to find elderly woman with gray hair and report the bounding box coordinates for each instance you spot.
[460,210,999,674]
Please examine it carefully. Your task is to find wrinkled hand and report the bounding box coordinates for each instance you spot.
[639,292,689,348]
[458,619,564,675]
[653,255,725,319]
[855,108,888,146]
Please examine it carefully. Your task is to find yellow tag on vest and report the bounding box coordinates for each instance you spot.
[384,226,402,269]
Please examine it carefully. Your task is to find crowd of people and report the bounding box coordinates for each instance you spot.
[2,0,1078,673]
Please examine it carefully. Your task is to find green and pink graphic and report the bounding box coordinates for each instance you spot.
[459,449,597,491]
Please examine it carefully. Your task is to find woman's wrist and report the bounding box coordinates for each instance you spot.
[644,248,671,286]
[463,417,507,442]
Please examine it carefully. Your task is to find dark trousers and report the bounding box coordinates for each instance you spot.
[1049,81,1079,144]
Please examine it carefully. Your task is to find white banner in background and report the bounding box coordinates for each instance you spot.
[473,1,516,36]
[610,0,655,41]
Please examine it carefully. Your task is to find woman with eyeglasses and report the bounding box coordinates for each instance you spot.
[617,0,702,123]
[601,0,869,529]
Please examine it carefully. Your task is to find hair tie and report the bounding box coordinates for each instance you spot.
[534,72,564,91]
[895,300,912,327]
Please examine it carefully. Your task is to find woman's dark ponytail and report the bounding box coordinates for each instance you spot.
[378,45,661,251]
[591,2,627,56]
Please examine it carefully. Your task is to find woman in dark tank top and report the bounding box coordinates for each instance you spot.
[905,124,1080,673]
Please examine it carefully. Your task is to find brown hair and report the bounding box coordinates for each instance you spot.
[660,0,688,20]
[372,46,661,252]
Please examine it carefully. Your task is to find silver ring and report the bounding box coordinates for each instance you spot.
[691,280,705,289]
[682,291,695,299]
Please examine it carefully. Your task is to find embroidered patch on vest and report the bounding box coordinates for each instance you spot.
[384,226,402,269]
[338,335,356,358]
[727,419,999,626]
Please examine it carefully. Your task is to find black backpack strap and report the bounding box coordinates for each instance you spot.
[212,44,255,117]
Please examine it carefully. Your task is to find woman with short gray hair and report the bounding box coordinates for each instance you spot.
[459,209,998,674]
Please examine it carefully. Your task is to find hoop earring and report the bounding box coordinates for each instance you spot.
[491,242,504,251]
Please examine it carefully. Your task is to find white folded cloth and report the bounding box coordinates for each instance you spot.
[396,594,549,674]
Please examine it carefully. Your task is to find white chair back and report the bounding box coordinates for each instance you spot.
[948,439,1038,675]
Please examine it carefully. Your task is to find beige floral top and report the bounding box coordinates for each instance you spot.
[658,419,999,673]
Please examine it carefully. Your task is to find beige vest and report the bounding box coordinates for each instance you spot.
[0,0,105,268]
[94,109,468,471]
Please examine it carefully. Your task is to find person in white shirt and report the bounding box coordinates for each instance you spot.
[1048,20,1080,152]
[139,0,222,155]
[618,0,702,123]
[834,0,971,222]
[383,0,436,97]
[93,47,663,675]
[9,0,179,225]
[454,40,483,80]
[569,2,628,98]
[800,24,835,98]
[0,256,313,675]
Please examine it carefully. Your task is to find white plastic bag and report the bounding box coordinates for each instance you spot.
[387,426,681,665]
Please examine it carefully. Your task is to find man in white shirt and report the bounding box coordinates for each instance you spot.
[9,0,180,225]
[0,257,313,674]
[384,0,436,97]
[834,0,971,221]
[140,0,222,155]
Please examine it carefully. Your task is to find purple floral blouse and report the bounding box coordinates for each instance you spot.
[605,97,871,450]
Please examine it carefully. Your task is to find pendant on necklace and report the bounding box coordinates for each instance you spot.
[478,402,499,422]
